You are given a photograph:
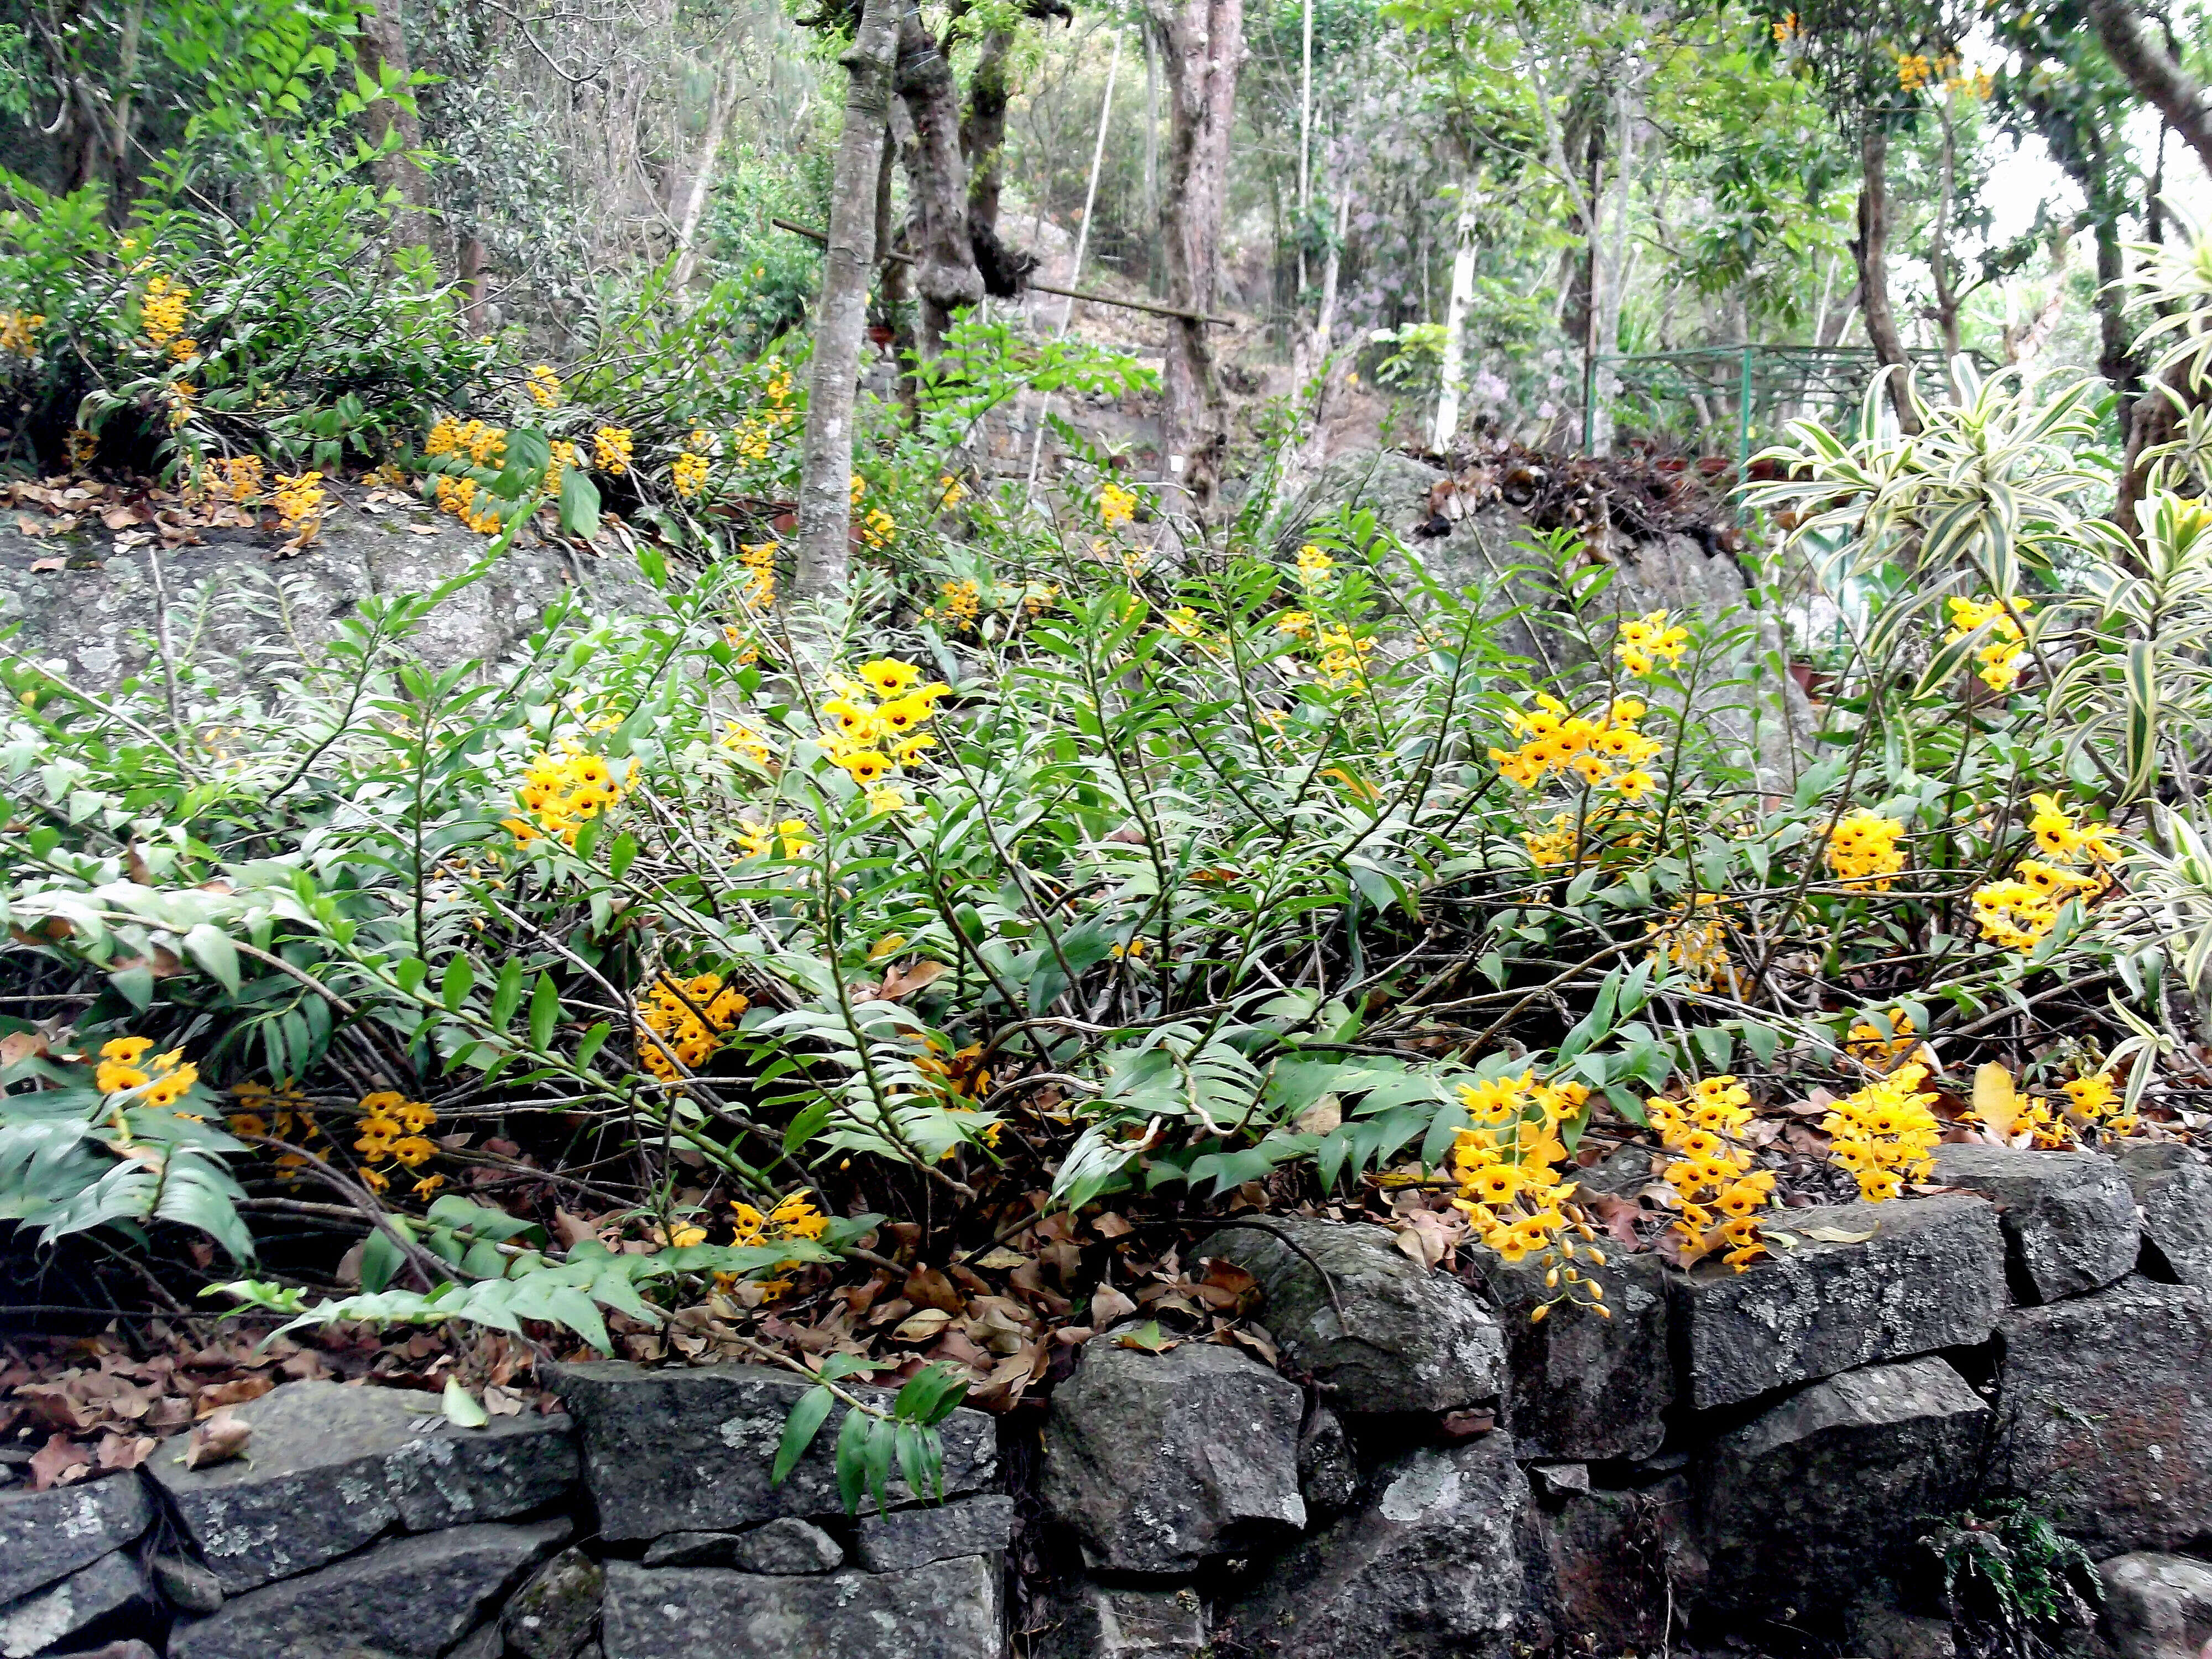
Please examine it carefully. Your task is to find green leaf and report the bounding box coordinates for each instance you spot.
[773,1385,836,1486]
[575,1021,612,1071]
[441,955,474,1013]
[529,973,560,1053]
[862,1413,898,1515]
[183,925,241,996]
[491,959,525,1027]
[611,832,638,882]
[558,468,601,539]
[442,1377,489,1428]
[833,1404,871,1514]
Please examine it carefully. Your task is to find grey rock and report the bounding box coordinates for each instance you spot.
[1522,1474,1705,1657]
[598,1557,1003,1659]
[1040,1336,1305,1574]
[0,493,653,693]
[1932,1145,2139,1302]
[1530,1463,1590,1500]
[1297,1408,1360,1516]
[642,1519,842,1573]
[853,1496,1013,1573]
[0,1477,153,1605]
[2117,1144,2212,1291]
[0,1551,149,1659]
[1034,1583,1207,1659]
[1195,1219,1504,1413]
[1849,1604,1960,1659]
[544,1361,996,1541]
[1672,1194,2006,1409]
[45,1644,158,1659]
[1227,1432,1527,1659]
[2098,1552,2212,1659]
[502,1547,603,1659]
[1479,1251,1672,1460]
[148,1380,578,1592]
[1698,1356,1990,1617]
[150,1553,225,1615]
[448,1625,505,1659]
[169,1517,570,1659]
[1993,1277,2212,1553]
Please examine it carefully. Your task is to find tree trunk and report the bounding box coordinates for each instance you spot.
[1432,186,1479,455]
[894,4,985,354]
[354,0,434,261]
[961,27,1014,239]
[458,236,488,331]
[671,69,738,290]
[2086,0,2212,180]
[794,0,902,606]
[1145,0,1242,521]
[1295,191,1350,474]
[1852,119,1918,432]
[1928,101,1962,365]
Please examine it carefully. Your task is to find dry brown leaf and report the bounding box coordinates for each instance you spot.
[1224,1324,1280,1365]
[194,1376,274,1416]
[100,505,147,530]
[1293,1095,1343,1135]
[972,1244,1029,1271]
[181,1411,252,1469]
[1093,1211,1133,1239]
[482,1385,525,1418]
[95,1432,155,1471]
[902,1266,963,1314]
[890,1308,953,1343]
[28,556,65,573]
[878,959,950,1001]
[1441,1407,1496,1438]
[0,1030,49,1066]
[1088,1284,1137,1327]
[28,1433,90,1489]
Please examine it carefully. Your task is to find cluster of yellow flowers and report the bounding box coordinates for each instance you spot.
[1771,10,1798,39]
[1491,694,1662,794]
[426,417,508,468]
[226,1078,315,1140]
[672,451,709,499]
[504,742,637,848]
[1614,610,1688,677]
[166,380,195,430]
[526,364,562,408]
[353,1091,442,1197]
[1944,595,2030,692]
[273,471,325,535]
[1450,1070,1608,1316]
[1650,1076,1774,1270]
[638,973,750,1082]
[859,506,896,548]
[2,310,45,356]
[1100,481,1138,528]
[724,1190,832,1300]
[93,1036,200,1111]
[731,419,771,465]
[1972,862,2101,951]
[207,455,265,504]
[434,473,504,535]
[141,276,190,352]
[1825,808,1908,890]
[1845,1006,1928,1074]
[736,816,814,859]
[1896,49,1954,90]
[547,439,577,493]
[1296,544,1334,587]
[817,658,947,788]
[1647,894,1736,992]
[1524,811,1589,869]
[718,719,774,766]
[2028,792,2120,863]
[927,578,983,627]
[736,540,778,607]
[68,427,97,469]
[1823,1063,1941,1200]
[593,426,632,475]
[2062,1070,2137,1138]
[1974,792,2112,951]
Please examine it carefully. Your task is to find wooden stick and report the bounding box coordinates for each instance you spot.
[770,217,1238,328]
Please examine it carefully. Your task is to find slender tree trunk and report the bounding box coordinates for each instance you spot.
[1853,119,1918,432]
[794,0,902,604]
[1145,0,1242,521]
[671,69,738,290]
[894,4,984,354]
[354,0,434,261]
[2086,0,2212,180]
[1142,27,1161,283]
[106,0,143,213]
[878,118,920,424]
[1295,191,1350,473]
[1928,100,1962,366]
[961,27,1014,239]
[1432,184,1479,455]
[458,236,488,331]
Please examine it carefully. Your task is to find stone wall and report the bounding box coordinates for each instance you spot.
[5,1141,2210,1659]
